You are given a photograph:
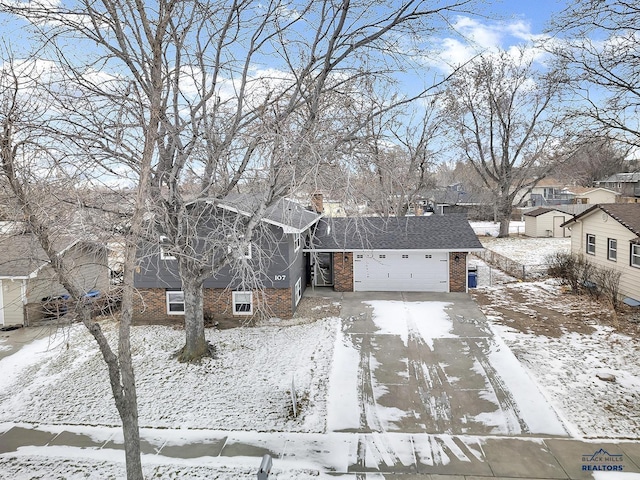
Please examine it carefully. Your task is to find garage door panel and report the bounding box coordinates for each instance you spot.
[353,251,449,292]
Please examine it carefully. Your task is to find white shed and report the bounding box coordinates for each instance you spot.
[524,208,572,238]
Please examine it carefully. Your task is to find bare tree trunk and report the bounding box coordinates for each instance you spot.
[497,196,512,238]
[179,278,208,362]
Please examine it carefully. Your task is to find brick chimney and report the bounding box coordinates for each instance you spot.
[311,192,324,214]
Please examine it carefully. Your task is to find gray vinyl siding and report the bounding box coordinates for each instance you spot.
[134,224,295,289]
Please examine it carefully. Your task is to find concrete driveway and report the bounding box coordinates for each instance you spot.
[0,324,59,361]
[331,291,568,436]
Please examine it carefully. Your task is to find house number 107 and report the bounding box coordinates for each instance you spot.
[274,275,286,281]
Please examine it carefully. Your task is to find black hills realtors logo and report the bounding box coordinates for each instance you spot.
[582,448,624,472]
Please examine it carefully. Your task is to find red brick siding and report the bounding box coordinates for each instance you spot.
[449,252,467,292]
[133,287,293,325]
[333,252,354,292]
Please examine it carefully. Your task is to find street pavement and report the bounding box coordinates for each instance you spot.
[1,422,638,478]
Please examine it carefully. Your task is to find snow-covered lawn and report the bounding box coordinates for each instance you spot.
[470,220,526,237]
[0,319,337,432]
[480,236,571,265]
[494,310,640,438]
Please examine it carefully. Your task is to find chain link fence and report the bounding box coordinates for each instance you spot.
[472,249,550,284]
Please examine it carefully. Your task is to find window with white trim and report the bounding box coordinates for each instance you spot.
[632,244,640,268]
[293,234,301,253]
[295,277,302,305]
[166,290,184,315]
[160,236,176,260]
[608,238,617,261]
[228,236,252,259]
[586,234,596,255]
[232,291,253,315]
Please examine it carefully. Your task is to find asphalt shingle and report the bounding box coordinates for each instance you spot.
[310,214,483,251]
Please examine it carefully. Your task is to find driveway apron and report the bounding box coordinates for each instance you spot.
[335,291,568,437]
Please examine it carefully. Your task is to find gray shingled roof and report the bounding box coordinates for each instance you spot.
[217,193,321,233]
[309,215,483,251]
[0,233,76,278]
[562,203,640,238]
[597,172,640,183]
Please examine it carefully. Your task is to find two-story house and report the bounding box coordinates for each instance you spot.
[595,172,640,200]
[133,195,322,323]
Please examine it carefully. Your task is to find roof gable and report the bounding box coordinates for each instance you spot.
[0,233,78,278]
[524,207,569,217]
[562,203,640,237]
[310,214,483,251]
[572,187,619,197]
[216,194,321,234]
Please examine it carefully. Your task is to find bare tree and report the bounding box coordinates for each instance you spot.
[0,53,147,478]
[352,99,441,217]
[1,1,474,477]
[442,49,567,237]
[551,136,630,186]
[549,1,640,150]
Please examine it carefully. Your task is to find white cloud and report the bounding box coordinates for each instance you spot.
[425,16,551,72]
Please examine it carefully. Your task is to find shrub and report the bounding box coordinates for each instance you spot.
[546,252,623,310]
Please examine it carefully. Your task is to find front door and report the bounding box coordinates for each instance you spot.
[313,252,334,286]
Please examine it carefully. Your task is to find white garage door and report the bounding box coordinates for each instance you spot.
[353,251,449,292]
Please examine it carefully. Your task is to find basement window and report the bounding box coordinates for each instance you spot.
[232,291,253,315]
[166,290,184,315]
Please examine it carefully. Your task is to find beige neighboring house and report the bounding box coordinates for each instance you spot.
[0,231,109,327]
[524,208,572,238]
[562,204,640,303]
[569,186,620,205]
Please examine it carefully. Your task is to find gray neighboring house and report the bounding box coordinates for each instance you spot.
[133,195,322,322]
[595,172,640,199]
[307,214,484,293]
[0,230,110,327]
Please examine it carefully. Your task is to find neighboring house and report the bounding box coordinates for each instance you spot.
[595,172,640,199]
[569,187,620,205]
[420,185,490,219]
[522,178,575,207]
[524,208,572,238]
[307,214,483,293]
[0,230,110,327]
[562,204,640,303]
[133,196,322,323]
